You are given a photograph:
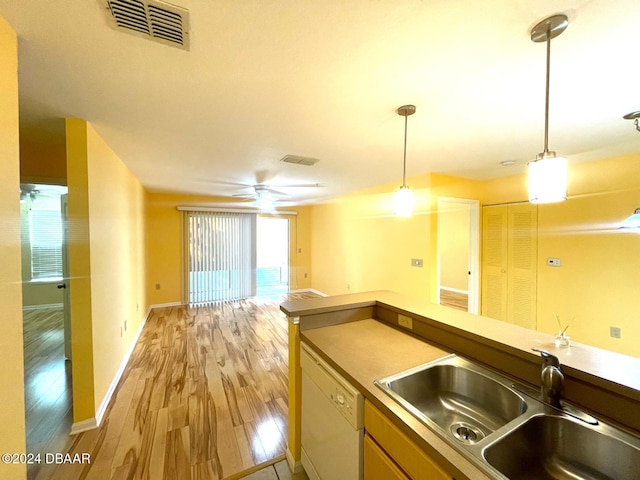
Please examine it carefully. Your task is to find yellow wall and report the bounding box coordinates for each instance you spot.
[20,137,67,185]
[473,155,640,357]
[438,206,469,291]
[309,175,433,298]
[535,155,640,357]
[66,119,146,423]
[309,173,484,300]
[308,158,639,358]
[0,14,27,479]
[145,192,312,305]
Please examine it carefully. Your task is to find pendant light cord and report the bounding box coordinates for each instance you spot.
[402,113,408,187]
[543,23,551,155]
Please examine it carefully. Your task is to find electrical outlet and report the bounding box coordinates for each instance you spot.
[398,314,413,329]
[155,283,160,290]
[124,320,127,332]
[411,258,423,268]
[120,326,123,337]
[304,273,308,278]
[610,326,621,339]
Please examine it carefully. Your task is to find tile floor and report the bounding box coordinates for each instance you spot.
[241,460,309,480]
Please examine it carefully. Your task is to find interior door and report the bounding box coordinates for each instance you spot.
[481,203,537,328]
[60,194,71,361]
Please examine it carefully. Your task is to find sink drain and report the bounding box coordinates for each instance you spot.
[450,422,484,444]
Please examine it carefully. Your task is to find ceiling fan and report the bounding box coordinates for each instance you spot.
[231,183,323,209]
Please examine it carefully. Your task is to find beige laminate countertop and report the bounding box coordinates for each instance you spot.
[301,318,495,480]
[283,291,640,398]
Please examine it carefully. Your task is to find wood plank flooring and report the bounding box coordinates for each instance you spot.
[31,292,316,480]
[439,289,468,312]
[23,306,74,480]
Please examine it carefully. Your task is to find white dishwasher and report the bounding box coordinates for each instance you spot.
[300,341,364,480]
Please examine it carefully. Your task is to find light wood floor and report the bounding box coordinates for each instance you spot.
[439,289,468,312]
[23,306,74,480]
[30,292,317,480]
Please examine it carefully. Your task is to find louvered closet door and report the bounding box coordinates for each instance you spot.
[507,203,537,329]
[482,205,508,321]
[481,203,537,328]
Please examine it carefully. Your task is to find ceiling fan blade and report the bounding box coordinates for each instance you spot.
[272,183,323,188]
[265,188,291,197]
[198,179,253,188]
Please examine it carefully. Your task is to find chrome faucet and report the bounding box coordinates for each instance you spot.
[532,348,564,408]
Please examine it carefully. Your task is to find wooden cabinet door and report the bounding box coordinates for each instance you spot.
[364,401,452,480]
[364,434,410,480]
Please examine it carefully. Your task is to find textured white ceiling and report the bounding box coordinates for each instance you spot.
[1,0,639,205]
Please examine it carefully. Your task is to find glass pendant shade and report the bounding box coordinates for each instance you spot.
[621,208,640,229]
[527,155,567,204]
[394,185,414,217]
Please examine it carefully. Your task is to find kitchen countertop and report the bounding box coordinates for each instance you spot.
[301,318,494,480]
[282,290,640,399]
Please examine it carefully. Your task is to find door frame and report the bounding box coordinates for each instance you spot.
[436,197,480,314]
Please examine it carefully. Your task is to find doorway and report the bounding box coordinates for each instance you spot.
[20,183,73,475]
[437,197,480,313]
[257,216,290,296]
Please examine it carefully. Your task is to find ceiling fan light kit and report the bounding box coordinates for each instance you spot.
[527,14,569,204]
[394,104,416,217]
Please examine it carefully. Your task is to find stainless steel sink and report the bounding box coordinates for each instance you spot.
[374,355,527,444]
[484,414,640,480]
[375,354,640,480]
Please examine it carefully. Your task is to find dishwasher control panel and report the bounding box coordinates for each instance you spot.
[301,342,364,429]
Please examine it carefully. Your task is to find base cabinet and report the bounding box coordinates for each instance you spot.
[364,400,452,480]
[364,434,410,480]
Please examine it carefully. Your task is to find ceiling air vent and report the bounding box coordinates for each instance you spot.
[104,0,190,51]
[280,155,320,167]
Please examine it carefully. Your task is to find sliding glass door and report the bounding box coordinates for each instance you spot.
[186,211,256,303]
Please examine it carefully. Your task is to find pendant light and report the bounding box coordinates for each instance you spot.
[528,14,569,204]
[394,105,416,216]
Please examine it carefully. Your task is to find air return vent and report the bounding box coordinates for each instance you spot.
[280,155,320,166]
[104,0,190,50]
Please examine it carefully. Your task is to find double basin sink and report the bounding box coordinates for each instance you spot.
[375,354,640,480]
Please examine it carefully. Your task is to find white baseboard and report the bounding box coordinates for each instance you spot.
[71,309,149,435]
[70,417,98,435]
[22,302,63,311]
[439,286,468,295]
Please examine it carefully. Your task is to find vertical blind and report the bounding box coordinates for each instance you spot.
[186,211,256,303]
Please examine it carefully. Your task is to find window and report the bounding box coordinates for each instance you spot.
[29,207,63,280]
[185,211,257,303]
[20,184,67,282]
